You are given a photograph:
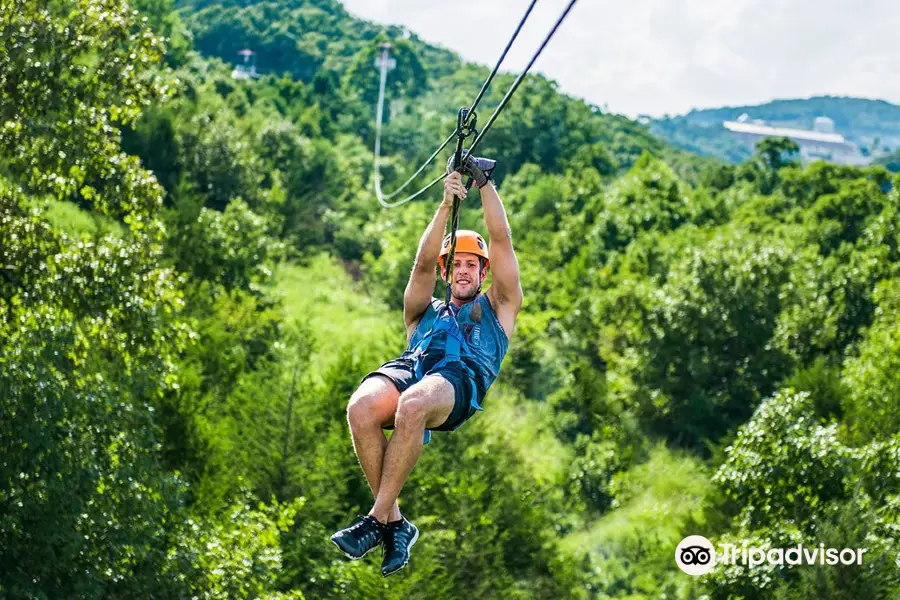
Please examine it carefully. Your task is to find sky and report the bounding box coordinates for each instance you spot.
[339,0,900,118]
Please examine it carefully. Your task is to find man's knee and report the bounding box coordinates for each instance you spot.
[395,378,453,429]
[395,392,430,427]
[348,377,397,428]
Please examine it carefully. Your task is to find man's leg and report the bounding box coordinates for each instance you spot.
[347,376,402,522]
[369,375,455,523]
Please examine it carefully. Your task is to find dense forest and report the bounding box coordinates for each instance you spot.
[652,95,900,164]
[2,0,899,598]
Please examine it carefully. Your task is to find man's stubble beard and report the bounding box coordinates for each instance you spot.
[452,281,481,302]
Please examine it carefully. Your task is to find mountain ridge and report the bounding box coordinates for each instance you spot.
[651,95,900,164]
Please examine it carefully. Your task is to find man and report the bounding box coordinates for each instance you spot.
[330,154,523,576]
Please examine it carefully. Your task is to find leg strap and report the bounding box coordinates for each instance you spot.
[407,305,482,443]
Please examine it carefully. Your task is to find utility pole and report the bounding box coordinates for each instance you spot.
[373,42,396,160]
[374,42,396,73]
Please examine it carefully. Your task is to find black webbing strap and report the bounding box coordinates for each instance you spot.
[444,107,479,304]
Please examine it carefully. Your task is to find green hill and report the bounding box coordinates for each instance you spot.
[651,96,900,163]
[174,0,713,181]
[174,0,460,80]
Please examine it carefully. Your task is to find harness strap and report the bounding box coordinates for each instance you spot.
[408,303,484,444]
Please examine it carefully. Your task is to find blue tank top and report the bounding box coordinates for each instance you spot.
[404,294,509,395]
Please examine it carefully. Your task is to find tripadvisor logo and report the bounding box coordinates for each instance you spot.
[676,535,716,575]
[675,535,869,576]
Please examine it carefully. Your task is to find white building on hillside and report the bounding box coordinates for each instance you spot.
[723,113,867,165]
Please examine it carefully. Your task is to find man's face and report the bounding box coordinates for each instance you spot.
[445,252,487,301]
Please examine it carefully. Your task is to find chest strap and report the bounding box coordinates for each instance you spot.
[408,303,483,444]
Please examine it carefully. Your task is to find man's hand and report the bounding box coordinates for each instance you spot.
[446,151,497,189]
[461,153,498,189]
[443,171,468,205]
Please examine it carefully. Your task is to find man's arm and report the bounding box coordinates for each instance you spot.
[480,181,524,314]
[403,173,469,336]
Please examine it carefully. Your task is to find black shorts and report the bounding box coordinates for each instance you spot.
[361,355,483,433]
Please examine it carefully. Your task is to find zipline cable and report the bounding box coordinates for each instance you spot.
[443,106,479,300]
[442,0,577,299]
[464,0,540,121]
[376,132,455,204]
[373,46,453,208]
[464,0,578,158]
[374,0,542,208]
[381,132,455,202]
[441,1,547,276]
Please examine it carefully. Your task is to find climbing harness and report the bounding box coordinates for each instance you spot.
[405,301,483,444]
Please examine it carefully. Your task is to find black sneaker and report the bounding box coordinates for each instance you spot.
[330,515,385,560]
[381,518,419,576]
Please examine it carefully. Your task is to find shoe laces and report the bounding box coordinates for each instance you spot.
[387,521,413,546]
[349,515,384,536]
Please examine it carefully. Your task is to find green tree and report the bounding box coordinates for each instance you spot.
[710,390,900,599]
[841,279,900,442]
[604,231,794,449]
[756,136,800,171]
[0,3,304,598]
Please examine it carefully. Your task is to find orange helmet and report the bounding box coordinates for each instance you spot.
[439,229,489,270]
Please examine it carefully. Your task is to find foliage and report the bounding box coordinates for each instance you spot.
[563,445,712,599]
[178,0,459,82]
[0,0,171,226]
[6,0,900,597]
[342,34,428,110]
[874,146,900,172]
[710,390,900,598]
[714,391,856,529]
[841,278,900,442]
[0,2,306,598]
[170,493,307,600]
